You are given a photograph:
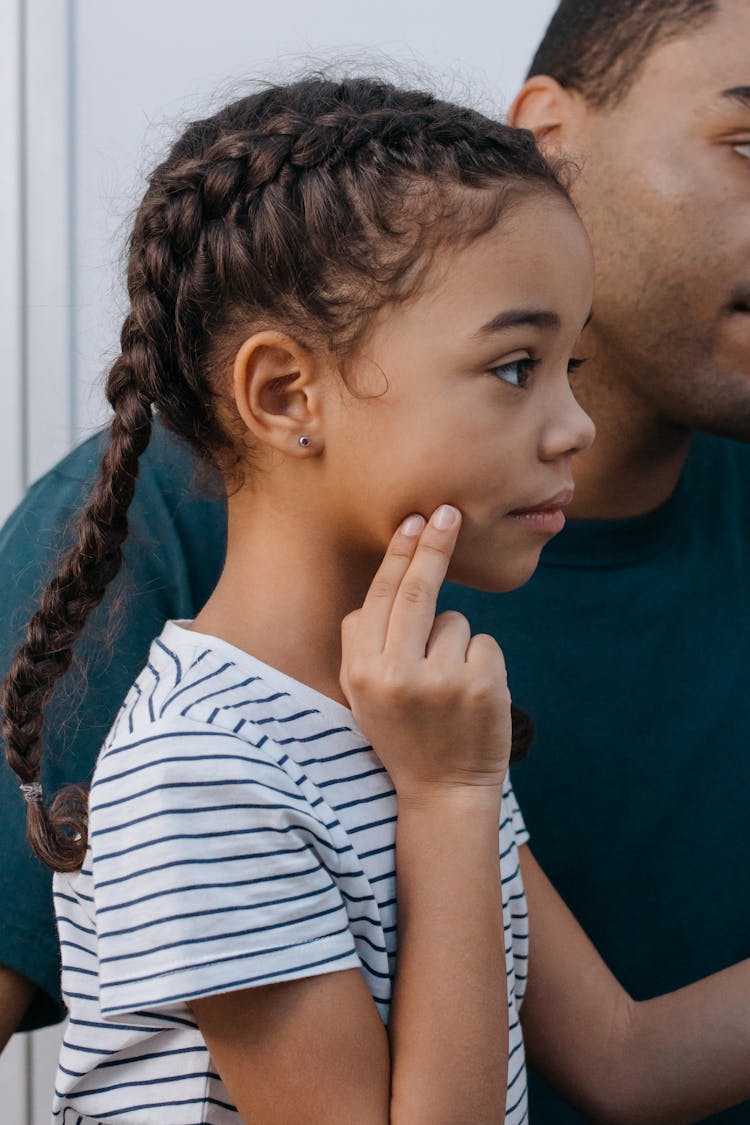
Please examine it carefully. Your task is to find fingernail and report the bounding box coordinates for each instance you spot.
[401,514,425,536]
[432,504,459,530]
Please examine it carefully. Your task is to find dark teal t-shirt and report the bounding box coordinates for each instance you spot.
[1,423,748,1122]
[441,432,750,1123]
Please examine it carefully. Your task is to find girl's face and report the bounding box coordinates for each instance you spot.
[324,193,596,593]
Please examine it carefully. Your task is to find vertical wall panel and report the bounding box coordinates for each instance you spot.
[1,0,32,1112]
[23,0,74,485]
[0,0,25,528]
[0,1035,29,1124]
[30,1026,64,1125]
[2,4,74,1120]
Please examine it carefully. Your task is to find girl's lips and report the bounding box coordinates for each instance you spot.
[508,487,575,516]
[507,488,574,537]
[508,507,567,536]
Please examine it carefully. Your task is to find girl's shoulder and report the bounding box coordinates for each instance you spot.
[88,620,365,844]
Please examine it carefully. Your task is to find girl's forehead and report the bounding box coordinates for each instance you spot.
[363,217,593,368]
[417,201,592,320]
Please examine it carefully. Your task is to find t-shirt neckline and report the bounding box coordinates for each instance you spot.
[161,620,358,731]
[540,470,690,569]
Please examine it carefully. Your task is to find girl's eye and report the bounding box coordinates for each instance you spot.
[733,142,750,159]
[491,358,537,388]
[568,357,588,374]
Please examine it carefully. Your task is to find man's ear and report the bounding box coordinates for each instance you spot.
[508,76,591,157]
[232,331,324,457]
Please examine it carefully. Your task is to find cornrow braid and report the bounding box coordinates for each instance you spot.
[3,75,568,870]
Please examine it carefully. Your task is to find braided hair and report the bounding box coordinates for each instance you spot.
[2,75,568,871]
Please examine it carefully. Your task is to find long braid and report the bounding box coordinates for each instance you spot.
[1,232,193,870]
[2,77,564,870]
[2,363,153,869]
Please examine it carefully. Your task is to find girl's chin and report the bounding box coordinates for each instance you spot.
[447,552,542,594]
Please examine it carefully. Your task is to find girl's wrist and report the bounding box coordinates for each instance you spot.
[395,780,505,819]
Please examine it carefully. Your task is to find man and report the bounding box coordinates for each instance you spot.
[1,1,749,1120]
[442,0,750,1119]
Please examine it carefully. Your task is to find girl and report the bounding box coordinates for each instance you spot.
[3,76,750,1125]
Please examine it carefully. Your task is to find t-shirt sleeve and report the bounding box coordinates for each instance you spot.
[503,776,529,848]
[89,724,360,1018]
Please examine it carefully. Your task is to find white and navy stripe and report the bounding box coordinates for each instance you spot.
[53,620,530,1124]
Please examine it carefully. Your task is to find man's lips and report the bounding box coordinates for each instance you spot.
[508,488,575,516]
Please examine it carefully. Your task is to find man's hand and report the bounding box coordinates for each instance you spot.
[0,966,34,1052]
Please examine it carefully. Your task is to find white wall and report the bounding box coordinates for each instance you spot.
[1,0,557,1119]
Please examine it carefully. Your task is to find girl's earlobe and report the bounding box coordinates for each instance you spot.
[232,331,323,453]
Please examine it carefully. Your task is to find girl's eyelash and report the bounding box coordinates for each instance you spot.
[491,357,538,388]
[490,356,589,388]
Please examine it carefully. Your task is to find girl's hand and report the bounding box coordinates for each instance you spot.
[340,505,512,803]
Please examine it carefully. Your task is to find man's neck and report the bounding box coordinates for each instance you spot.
[567,353,693,521]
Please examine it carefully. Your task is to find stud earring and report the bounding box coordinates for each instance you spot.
[298,436,311,447]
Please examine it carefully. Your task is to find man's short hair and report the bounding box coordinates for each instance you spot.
[527,0,717,109]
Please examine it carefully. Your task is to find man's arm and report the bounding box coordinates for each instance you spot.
[0,968,34,1052]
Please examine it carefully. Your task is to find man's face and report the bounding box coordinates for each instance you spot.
[570,0,750,437]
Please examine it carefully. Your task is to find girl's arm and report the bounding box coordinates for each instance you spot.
[520,845,750,1124]
[387,787,508,1123]
[192,509,512,1124]
[192,790,506,1125]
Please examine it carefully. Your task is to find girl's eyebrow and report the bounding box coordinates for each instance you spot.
[474,308,561,338]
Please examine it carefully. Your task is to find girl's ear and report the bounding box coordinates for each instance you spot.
[232,331,324,456]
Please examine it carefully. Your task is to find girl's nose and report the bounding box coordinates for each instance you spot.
[539,383,596,461]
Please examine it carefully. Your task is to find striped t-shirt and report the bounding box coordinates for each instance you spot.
[53,620,530,1124]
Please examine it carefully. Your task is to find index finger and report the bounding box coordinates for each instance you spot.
[353,513,427,654]
[385,505,462,657]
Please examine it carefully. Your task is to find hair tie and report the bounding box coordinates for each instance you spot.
[20,781,43,804]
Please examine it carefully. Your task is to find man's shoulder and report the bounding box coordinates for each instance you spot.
[688,431,750,472]
[0,421,226,607]
[12,419,217,519]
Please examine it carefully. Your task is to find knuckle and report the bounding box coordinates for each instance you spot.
[416,539,449,561]
[474,633,507,667]
[346,661,372,694]
[426,672,460,702]
[400,576,432,606]
[369,578,396,602]
[341,609,360,633]
[388,541,415,561]
[464,677,497,706]
[381,661,415,702]
[435,610,468,630]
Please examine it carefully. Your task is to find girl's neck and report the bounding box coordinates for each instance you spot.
[191,489,373,707]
